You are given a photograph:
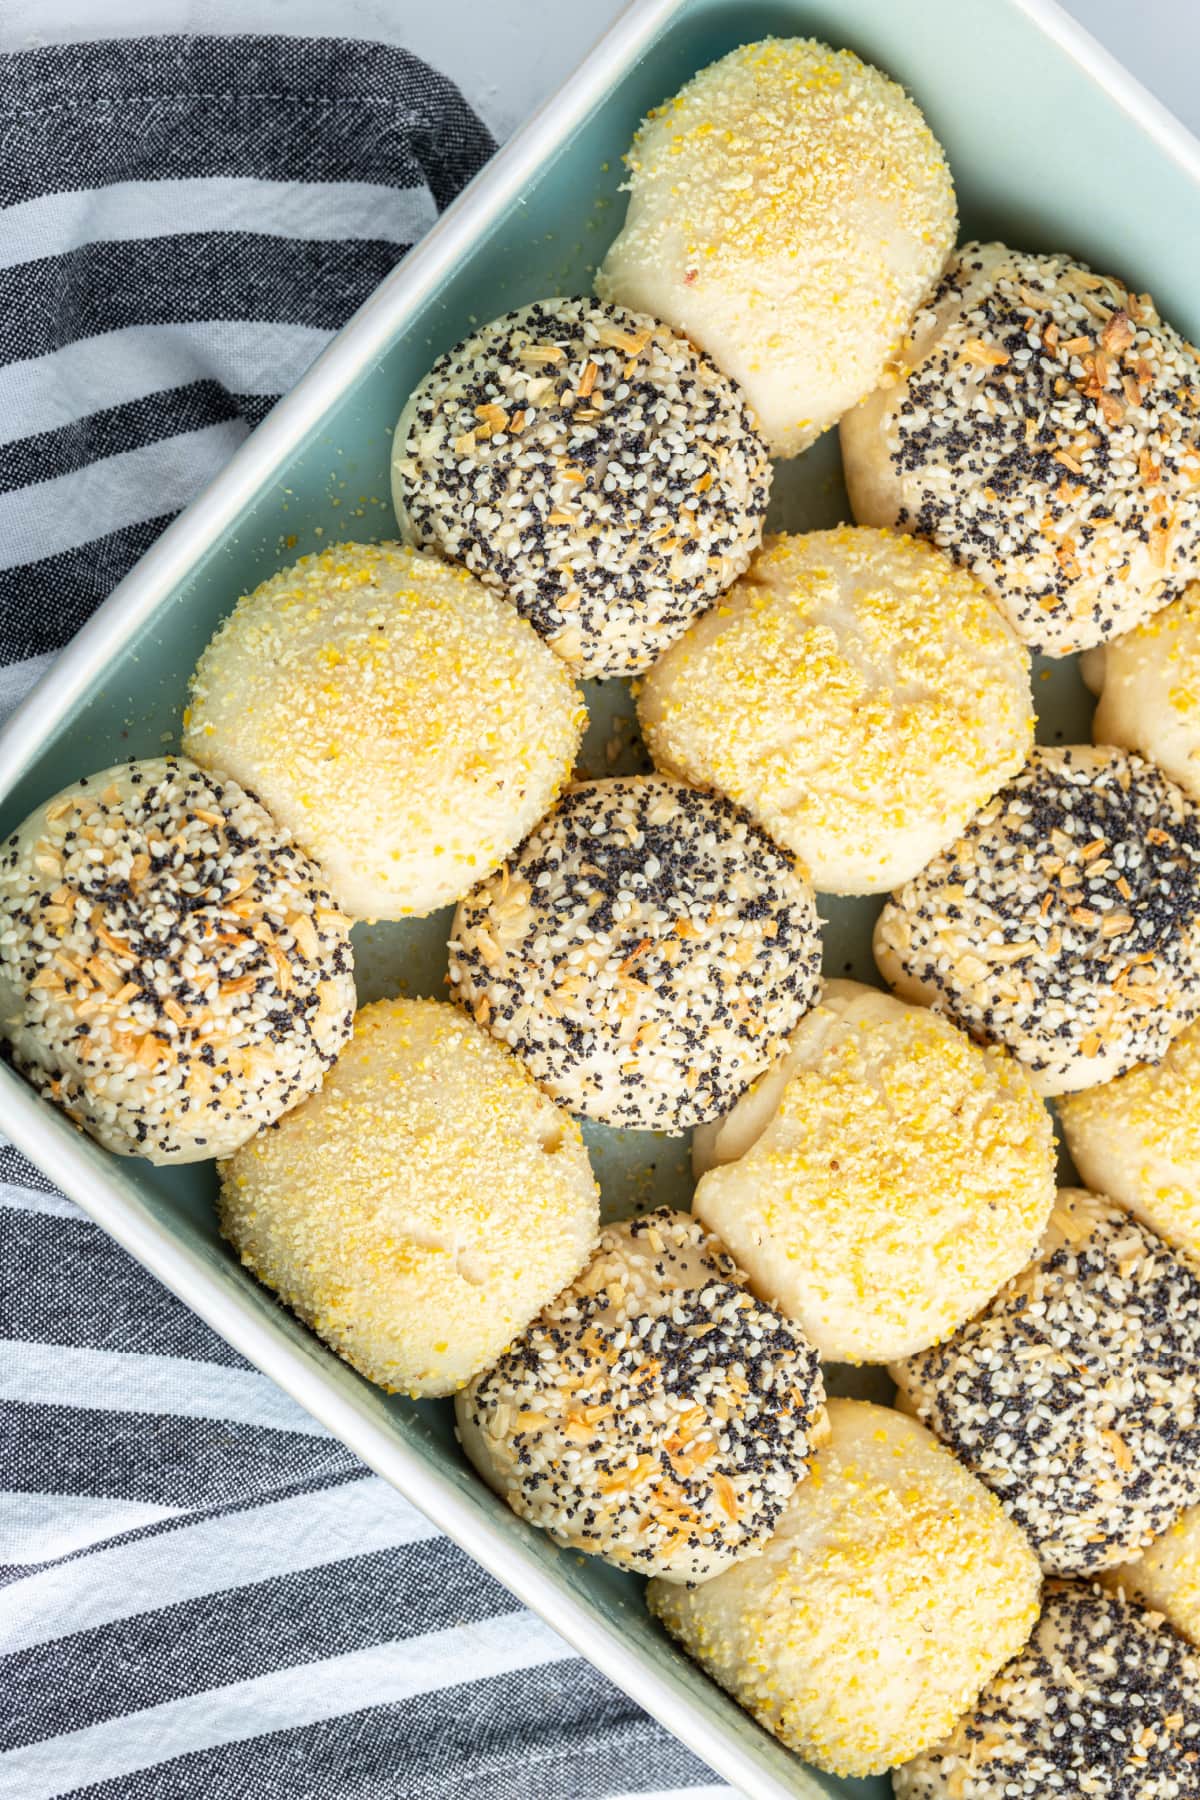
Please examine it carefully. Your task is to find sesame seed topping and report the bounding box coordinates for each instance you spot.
[895,1189,1200,1576]
[448,775,822,1132]
[0,756,356,1163]
[876,743,1200,1094]
[456,1208,825,1581]
[393,297,771,678]
[896,1582,1200,1800]
[846,243,1200,656]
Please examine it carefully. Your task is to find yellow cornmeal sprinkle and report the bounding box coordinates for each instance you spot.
[599,39,956,454]
[184,542,585,920]
[1131,582,1200,718]
[649,1400,1040,1778]
[218,997,599,1397]
[1095,581,1200,799]
[694,995,1056,1362]
[639,528,1033,894]
[1059,1015,1200,1258]
[1106,1504,1200,1647]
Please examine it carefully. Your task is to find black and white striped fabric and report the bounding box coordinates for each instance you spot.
[0,28,729,1800]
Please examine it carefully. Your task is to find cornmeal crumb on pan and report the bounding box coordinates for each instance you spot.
[598,38,956,457]
[0,757,355,1163]
[638,527,1033,895]
[219,997,599,1397]
[895,1581,1200,1799]
[842,243,1200,655]
[691,980,1056,1363]
[648,1400,1040,1778]
[875,743,1200,1094]
[457,1208,826,1582]
[392,297,771,678]
[448,775,822,1132]
[184,541,585,920]
[893,1188,1200,1576]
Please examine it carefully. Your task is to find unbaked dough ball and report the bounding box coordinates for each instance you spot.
[448,776,821,1132]
[648,1399,1040,1778]
[894,1189,1200,1575]
[1086,582,1200,800]
[1105,1506,1200,1647]
[456,1209,826,1582]
[184,542,585,920]
[896,1582,1200,1800]
[842,243,1200,655]
[638,527,1033,894]
[597,38,956,456]
[219,997,598,1396]
[875,744,1200,1094]
[0,757,355,1163]
[1059,1017,1200,1261]
[392,297,771,678]
[691,981,1056,1362]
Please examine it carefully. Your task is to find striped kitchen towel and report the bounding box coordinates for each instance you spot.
[0,27,728,1800]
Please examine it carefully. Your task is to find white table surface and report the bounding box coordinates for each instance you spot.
[4,0,1199,144]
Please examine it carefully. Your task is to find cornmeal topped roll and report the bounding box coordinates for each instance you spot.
[1086,581,1200,801]
[184,542,585,920]
[0,757,355,1163]
[692,981,1056,1363]
[598,38,956,457]
[1106,1506,1200,1649]
[648,1400,1040,1778]
[638,527,1034,895]
[1059,1016,1200,1261]
[220,998,599,1397]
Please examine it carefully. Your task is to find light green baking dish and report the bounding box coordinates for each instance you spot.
[2,2,1199,1793]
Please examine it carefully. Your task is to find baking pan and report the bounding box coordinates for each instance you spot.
[3,3,1200,1793]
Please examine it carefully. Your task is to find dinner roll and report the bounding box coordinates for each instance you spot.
[0,757,355,1163]
[896,1581,1200,1800]
[875,744,1200,1094]
[596,38,956,457]
[1105,1506,1200,1647]
[648,1400,1040,1778]
[219,997,598,1396]
[448,776,821,1132]
[456,1209,826,1582]
[1086,582,1200,800]
[691,981,1056,1362]
[638,527,1033,894]
[893,1189,1200,1575]
[1059,1017,1200,1260]
[184,542,584,920]
[842,243,1200,655]
[392,297,771,677]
